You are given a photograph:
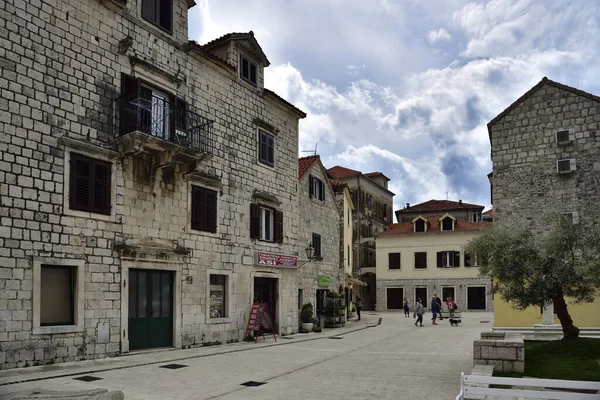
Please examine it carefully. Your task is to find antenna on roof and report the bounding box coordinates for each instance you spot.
[445,189,450,200]
[301,142,318,156]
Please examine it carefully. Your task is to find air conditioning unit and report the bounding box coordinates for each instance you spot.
[556,129,575,144]
[563,211,579,224]
[557,159,576,173]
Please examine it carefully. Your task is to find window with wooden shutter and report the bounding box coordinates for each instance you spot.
[274,210,283,244]
[119,74,140,136]
[437,252,443,268]
[309,175,314,198]
[191,186,217,233]
[250,203,260,239]
[454,251,460,267]
[415,252,427,269]
[312,233,322,258]
[320,180,325,201]
[465,253,472,267]
[240,54,258,86]
[141,0,172,33]
[388,253,401,269]
[259,130,275,167]
[69,153,111,215]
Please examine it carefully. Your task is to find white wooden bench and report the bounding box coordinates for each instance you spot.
[456,372,600,400]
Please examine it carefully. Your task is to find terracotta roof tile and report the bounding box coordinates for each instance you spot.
[329,179,348,191]
[397,199,485,213]
[327,166,361,179]
[298,155,320,179]
[365,171,390,181]
[378,214,492,236]
[483,209,494,217]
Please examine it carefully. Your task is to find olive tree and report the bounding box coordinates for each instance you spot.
[465,212,600,340]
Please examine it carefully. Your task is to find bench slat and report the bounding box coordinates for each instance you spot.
[465,386,600,400]
[464,375,600,390]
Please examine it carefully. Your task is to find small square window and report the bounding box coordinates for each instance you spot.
[209,275,227,318]
[69,153,112,215]
[312,233,322,259]
[141,0,172,33]
[415,252,427,269]
[240,55,258,86]
[388,253,401,270]
[259,130,275,167]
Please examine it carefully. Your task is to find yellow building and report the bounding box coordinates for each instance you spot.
[375,200,492,312]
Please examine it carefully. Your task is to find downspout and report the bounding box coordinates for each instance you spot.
[356,175,361,280]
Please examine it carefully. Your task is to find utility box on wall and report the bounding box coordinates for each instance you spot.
[97,322,110,344]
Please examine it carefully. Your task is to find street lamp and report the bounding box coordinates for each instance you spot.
[305,244,315,261]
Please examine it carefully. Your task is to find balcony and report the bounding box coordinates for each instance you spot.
[113,94,215,160]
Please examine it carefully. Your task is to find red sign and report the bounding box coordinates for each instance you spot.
[245,302,277,343]
[256,251,298,268]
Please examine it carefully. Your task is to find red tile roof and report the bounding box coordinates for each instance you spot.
[483,209,494,217]
[298,155,320,179]
[397,199,485,213]
[329,179,348,191]
[327,166,361,179]
[378,214,492,236]
[364,172,390,181]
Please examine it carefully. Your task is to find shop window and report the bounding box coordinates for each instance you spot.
[209,275,228,318]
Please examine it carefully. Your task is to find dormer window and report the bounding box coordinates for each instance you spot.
[240,55,258,86]
[441,216,454,231]
[415,220,425,232]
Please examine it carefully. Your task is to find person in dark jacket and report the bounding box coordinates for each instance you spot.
[414,298,424,327]
[431,296,440,325]
[434,295,443,320]
[355,297,362,321]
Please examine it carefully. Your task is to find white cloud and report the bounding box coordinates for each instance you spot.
[427,28,452,44]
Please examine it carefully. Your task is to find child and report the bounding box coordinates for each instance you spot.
[403,297,410,318]
[446,297,457,319]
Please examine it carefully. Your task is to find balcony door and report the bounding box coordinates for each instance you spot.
[144,86,170,140]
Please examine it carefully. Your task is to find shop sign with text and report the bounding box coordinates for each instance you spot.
[256,251,298,268]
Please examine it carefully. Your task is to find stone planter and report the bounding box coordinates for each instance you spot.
[301,322,313,332]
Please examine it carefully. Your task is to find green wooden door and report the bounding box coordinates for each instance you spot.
[128,269,173,350]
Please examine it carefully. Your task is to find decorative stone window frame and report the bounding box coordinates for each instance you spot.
[206,269,232,324]
[60,142,119,223]
[32,257,86,335]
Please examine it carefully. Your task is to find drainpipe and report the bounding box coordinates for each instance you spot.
[356,175,361,290]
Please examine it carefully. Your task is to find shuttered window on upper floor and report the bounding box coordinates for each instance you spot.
[69,153,111,215]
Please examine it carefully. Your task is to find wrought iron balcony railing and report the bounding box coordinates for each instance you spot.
[114,94,214,155]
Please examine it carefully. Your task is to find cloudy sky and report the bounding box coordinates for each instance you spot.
[189,0,600,217]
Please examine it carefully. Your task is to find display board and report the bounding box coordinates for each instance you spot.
[245,302,277,343]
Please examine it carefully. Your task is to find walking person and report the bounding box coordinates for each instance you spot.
[355,296,362,321]
[403,297,410,318]
[414,298,424,327]
[431,295,440,325]
[435,294,443,320]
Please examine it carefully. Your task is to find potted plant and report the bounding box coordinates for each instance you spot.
[301,303,314,332]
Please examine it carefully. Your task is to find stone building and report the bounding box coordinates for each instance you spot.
[488,77,600,333]
[0,0,309,369]
[327,166,394,310]
[376,199,493,312]
[297,156,342,319]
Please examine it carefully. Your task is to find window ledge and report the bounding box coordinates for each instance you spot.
[207,317,232,325]
[33,325,85,335]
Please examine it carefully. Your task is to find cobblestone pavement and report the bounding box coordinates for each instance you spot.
[0,312,493,400]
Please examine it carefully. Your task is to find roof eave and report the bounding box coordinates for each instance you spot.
[263,89,306,118]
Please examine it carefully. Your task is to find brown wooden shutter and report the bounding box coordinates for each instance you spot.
[274,210,283,243]
[159,0,172,31]
[139,86,153,135]
[70,155,91,211]
[92,161,111,215]
[388,253,400,269]
[206,189,217,233]
[119,74,140,136]
[191,186,205,231]
[142,0,157,23]
[309,175,314,198]
[437,252,442,268]
[465,253,471,267]
[250,204,260,239]
[454,251,460,267]
[320,180,326,201]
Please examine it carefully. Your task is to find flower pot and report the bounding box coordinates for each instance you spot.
[301,322,314,332]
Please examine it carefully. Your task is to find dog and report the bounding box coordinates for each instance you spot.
[449,318,462,327]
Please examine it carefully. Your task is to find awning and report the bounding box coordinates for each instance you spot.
[347,277,367,287]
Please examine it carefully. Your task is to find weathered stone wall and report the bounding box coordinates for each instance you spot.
[0,0,306,368]
[298,162,342,305]
[490,82,600,225]
[473,332,524,373]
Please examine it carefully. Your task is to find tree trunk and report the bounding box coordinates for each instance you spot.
[552,295,579,340]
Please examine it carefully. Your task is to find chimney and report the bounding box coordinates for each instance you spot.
[459,199,462,205]
[406,203,410,209]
